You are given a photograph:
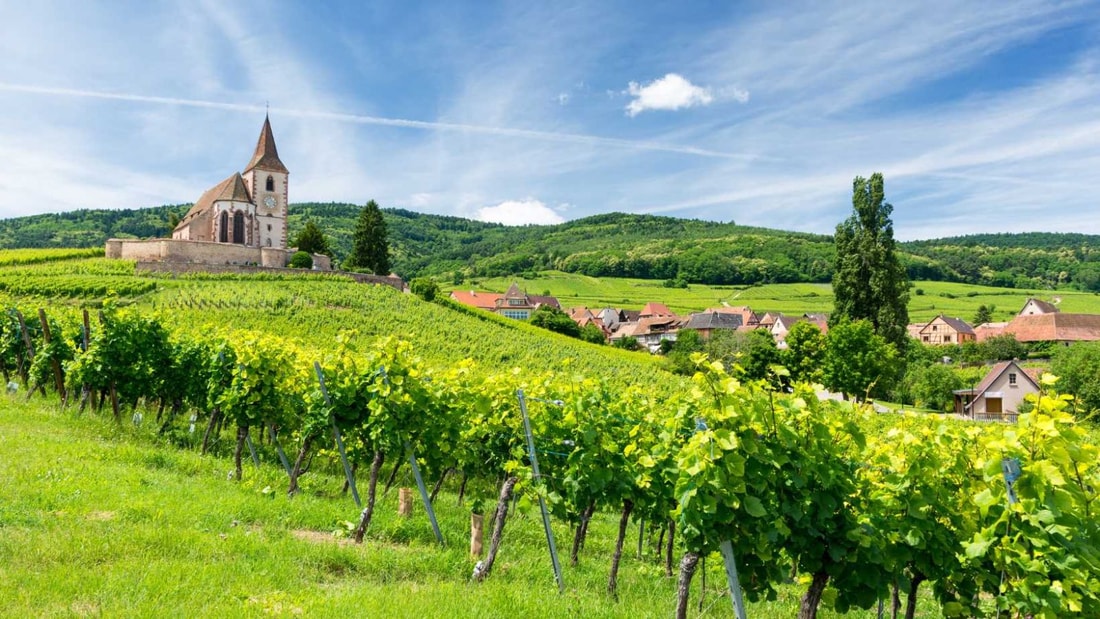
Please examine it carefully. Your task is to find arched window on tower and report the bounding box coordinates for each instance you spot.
[266,175,274,192]
[233,211,245,244]
[219,211,229,243]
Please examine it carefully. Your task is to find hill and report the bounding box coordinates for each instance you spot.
[1,204,1099,290]
[455,271,1100,323]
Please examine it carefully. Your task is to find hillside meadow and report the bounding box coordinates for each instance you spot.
[457,270,1100,323]
[0,396,951,618]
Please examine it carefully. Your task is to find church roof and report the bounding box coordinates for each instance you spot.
[175,173,253,230]
[243,115,288,174]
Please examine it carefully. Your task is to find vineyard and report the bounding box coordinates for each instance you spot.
[1,290,1098,617]
[0,251,1098,616]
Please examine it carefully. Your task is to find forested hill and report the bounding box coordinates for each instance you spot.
[1,203,1098,290]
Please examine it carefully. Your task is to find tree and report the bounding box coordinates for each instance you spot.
[980,334,1026,362]
[973,304,994,326]
[666,329,703,374]
[783,321,826,384]
[823,319,899,401]
[740,328,780,384]
[832,173,910,352]
[908,363,964,412]
[293,220,331,257]
[409,277,440,302]
[167,212,180,231]
[578,323,607,345]
[1051,342,1100,416]
[347,200,391,274]
[529,305,581,338]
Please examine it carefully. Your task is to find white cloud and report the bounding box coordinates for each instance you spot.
[626,73,714,116]
[557,92,570,105]
[476,199,565,226]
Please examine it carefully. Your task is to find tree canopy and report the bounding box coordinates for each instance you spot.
[293,220,331,257]
[832,173,910,352]
[347,200,391,275]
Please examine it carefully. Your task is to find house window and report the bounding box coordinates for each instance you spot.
[219,211,229,243]
[932,325,938,331]
[944,335,952,342]
[922,336,929,342]
[509,299,524,306]
[233,211,245,244]
[1009,373,1017,386]
[986,397,1003,414]
[502,310,528,320]
[266,175,275,191]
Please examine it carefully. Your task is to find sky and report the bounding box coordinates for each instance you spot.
[1,1,1099,240]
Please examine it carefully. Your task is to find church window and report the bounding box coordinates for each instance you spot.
[266,175,275,191]
[219,211,229,243]
[233,211,245,244]
[267,224,272,231]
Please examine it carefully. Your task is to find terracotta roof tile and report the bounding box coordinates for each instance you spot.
[1004,313,1100,342]
[175,172,252,230]
[449,290,501,311]
[243,115,288,174]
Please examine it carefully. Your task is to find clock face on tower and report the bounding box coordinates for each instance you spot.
[263,195,276,209]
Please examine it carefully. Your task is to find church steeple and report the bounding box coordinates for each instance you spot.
[243,114,288,174]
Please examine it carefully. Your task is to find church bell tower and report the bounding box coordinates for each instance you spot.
[243,115,289,249]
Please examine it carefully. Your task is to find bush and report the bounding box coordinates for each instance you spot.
[288,251,313,269]
[409,277,440,302]
[914,288,924,296]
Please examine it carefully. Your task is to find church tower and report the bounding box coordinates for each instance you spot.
[242,115,289,249]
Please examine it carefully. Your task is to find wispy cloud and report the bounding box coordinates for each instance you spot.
[0,1,1099,240]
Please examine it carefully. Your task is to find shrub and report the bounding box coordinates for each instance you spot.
[288,251,313,269]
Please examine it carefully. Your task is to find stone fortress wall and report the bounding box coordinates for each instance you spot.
[105,238,331,270]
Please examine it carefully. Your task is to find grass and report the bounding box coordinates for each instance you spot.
[0,395,947,618]
[456,270,1100,323]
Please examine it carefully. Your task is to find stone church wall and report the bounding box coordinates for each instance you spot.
[106,238,287,267]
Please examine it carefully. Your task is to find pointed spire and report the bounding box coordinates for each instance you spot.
[244,114,288,174]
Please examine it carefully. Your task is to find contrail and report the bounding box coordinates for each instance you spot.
[0,82,761,161]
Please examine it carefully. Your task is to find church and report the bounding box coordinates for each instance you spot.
[106,116,330,270]
[172,115,289,249]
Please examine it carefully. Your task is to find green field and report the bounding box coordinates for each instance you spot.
[0,396,950,618]
[457,271,1100,323]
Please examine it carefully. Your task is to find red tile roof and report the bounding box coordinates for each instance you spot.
[1003,313,1100,342]
[640,302,674,317]
[449,290,502,311]
[175,172,253,230]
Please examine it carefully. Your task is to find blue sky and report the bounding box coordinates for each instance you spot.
[1,1,1099,240]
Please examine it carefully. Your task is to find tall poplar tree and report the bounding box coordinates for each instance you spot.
[348,200,391,274]
[831,173,910,351]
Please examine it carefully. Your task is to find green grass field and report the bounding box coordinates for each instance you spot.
[0,396,949,618]
[457,271,1100,323]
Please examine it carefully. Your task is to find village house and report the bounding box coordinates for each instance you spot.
[449,290,502,312]
[916,315,976,345]
[770,313,829,348]
[953,360,1040,422]
[973,298,1100,345]
[680,311,742,340]
[566,307,611,340]
[974,322,1010,342]
[706,305,759,328]
[1019,298,1059,316]
[449,283,560,320]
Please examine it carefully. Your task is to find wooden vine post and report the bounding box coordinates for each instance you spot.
[314,361,361,508]
[37,309,65,402]
[517,389,565,593]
